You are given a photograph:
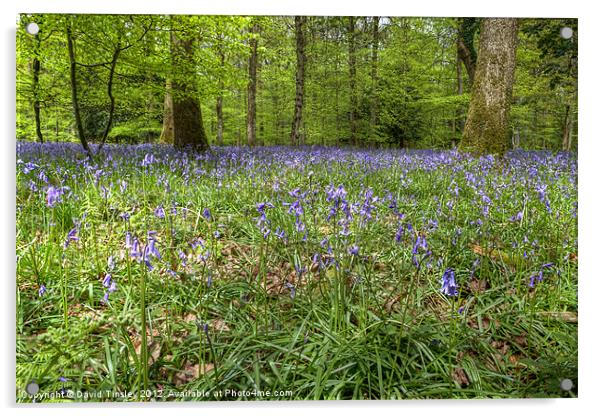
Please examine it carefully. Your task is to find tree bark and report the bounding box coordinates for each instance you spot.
[169,30,209,151]
[290,16,306,146]
[457,18,478,86]
[160,79,174,143]
[216,37,225,146]
[370,16,379,136]
[97,44,121,152]
[347,17,358,146]
[32,34,43,143]
[246,22,260,147]
[66,22,92,158]
[460,18,519,154]
[562,104,573,151]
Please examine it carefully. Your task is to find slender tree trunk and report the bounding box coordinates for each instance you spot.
[98,44,121,152]
[247,22,259,147]
[160,79,174,143]
[290,16,306,146]
[216,41,225,146]
[457,18,478,86]
[370,16,379,137]
[32,34,43,143]
[170,30,209,151]
[66,22,92,158]
[460,18,519,154]
[562,104,573,151]
[347,17,357,146]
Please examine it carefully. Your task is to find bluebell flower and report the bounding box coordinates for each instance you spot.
[154,205,165,218]
[348,245,359,256]
[38,284,46,297]
[440,268,458,297]
[102,274,112,288]
[63,227,79,248]
[46,186,62,207]
[284,282,296,299]
[203,207,212,221]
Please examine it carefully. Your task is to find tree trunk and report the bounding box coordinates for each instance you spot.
[170,30,209,151]
[247,22,259,147]
[98,44,121,152]
[290,16,306,146]
[32,34,43,143]
[66,22,92,158]
[370,16,379,137]
[562,104,573,151]
[216,41,225,146]
[460,18,519,155]
[160,79,174,143]
[347,17,357,146]
[457,18,478,86]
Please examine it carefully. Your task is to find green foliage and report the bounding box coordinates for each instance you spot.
[16,15,577,149]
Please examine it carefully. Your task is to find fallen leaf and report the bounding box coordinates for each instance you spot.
[451,367,470,387]
[384,294,401,313]
[173,361,215,386]
[469,278,489,294]
[211,319,230,331]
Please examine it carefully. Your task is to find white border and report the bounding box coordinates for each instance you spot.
[2,1,600,416]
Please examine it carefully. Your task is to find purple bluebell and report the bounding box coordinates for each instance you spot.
[440,268,458,297]
[63,227,79,248]
[154,205,165,219]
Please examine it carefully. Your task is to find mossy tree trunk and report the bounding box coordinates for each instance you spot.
[160,79,174,144]
[460,18,519,155]
[169,30,209,151]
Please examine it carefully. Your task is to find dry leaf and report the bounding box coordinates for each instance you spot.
[211,319,230,331]
[173,361,215,386]
[514,335,528,348]
[384,294,401,313]
[469,278,489,294]
[451,367,470,387]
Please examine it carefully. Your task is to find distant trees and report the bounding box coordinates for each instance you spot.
[460,18,519,154]
[16,15,577,152]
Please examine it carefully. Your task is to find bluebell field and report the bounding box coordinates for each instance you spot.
[16,142,577,400]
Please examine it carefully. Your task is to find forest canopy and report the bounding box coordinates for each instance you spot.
[16,14,577,151]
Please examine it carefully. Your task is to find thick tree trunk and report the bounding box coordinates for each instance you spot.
[370,16,379,136]
[347,17,357,146]
[66,23,92,158]
[460,18,519,154]
[290,16,306,146]
[247,22,259,147]
[170,31,209,151]
[160,79,174,143]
